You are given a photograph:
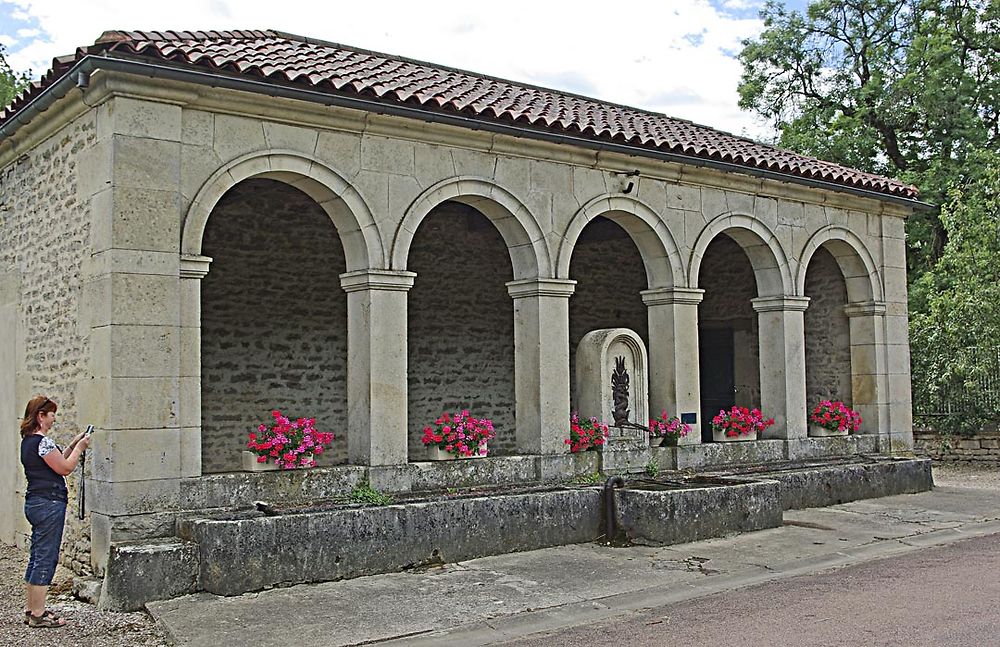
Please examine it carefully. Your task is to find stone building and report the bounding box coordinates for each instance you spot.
[0,30,921,584]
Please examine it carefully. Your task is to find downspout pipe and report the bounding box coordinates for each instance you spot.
[1,54,934,213]
[603,475,626,544]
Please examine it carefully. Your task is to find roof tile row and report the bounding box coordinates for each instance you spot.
[1,29,918,200]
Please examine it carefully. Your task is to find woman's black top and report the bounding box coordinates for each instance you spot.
[20,434,68,502]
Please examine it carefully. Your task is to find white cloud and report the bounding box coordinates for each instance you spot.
[2,0,772,138]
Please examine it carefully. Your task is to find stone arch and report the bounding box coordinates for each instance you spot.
[390,177,551,280]
[182,150,385,271]
[556,194,683,289]
[689,213,791,297]
[796,226,884,303]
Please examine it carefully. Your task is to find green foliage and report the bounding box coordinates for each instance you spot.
[644,458,660,478]
[0,44,31,113]
[572,471,603,486]
[349,480,394,506]
[909,150,1000,434]
[739,0,1000,274]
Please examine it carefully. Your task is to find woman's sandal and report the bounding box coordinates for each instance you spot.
[22,609,59,624]
[26,609,66,628]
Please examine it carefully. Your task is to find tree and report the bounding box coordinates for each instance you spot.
[909,149,1000,434]
[1,44,31,113]
[738,0,1000,275]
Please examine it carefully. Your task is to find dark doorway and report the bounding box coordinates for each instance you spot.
[699,327,735,442]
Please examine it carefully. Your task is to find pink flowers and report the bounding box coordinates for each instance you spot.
[246,410,335,469]
[648,410,691,441]
[421,410,496,457]
[810,400,862,433]
[566,412,609,453]
[711,406,775,438]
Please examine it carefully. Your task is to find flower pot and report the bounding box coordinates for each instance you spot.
[712,429,758,443]
[242,450,279,471]
[651,435,678,447]
[809,423,848,437]
[427,443,487,460]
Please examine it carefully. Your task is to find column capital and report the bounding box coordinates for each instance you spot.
[339,269,417,293]
[751,295,811,313]
[640,287,705,306]
[505,278,577,299]
[179,254,213,280]
[844,300,888,317]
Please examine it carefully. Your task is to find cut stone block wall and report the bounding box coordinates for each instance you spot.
[0,112,97,572]
[407,202,516,455]
[804,246,852,407]
[200,179,348,472]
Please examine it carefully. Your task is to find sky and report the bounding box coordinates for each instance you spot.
[0,0,808,141]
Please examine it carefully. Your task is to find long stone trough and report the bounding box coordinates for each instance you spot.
[99,457,933,611]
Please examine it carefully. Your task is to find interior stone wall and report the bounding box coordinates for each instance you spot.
[698,234,761,406]
[804,246,852,407]
[406,202,516,456]
[0,112,96,571]
[568,217,649,415]
[200,179,348,472]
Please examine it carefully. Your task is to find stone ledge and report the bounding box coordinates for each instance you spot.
[760,458,933,510]
[99,538,199,612]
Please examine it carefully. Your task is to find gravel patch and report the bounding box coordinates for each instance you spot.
[932,462,1000,490]
[0,546,169,646]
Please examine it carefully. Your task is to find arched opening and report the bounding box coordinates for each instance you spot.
[568,216,648,413]
[406,201,516,457]
[696,234,760,441]
[798,231,883,434]
[200,178,349,472]
[804,247,852,407]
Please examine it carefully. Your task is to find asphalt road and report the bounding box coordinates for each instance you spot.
[499,531,1000,647]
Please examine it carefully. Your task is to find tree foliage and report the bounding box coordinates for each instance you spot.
[738,0,1000,274]
[909,150,1000,434]
[0,44,31,113]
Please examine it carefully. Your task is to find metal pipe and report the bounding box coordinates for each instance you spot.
[603,475,625,543]
[0,54,934,212]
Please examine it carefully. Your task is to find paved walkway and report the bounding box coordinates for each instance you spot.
[147,479,1000,646]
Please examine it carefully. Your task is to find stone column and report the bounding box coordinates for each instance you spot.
[79,98,188,573]
[178,255,212,478]
[641,287,704,445]
[881,221,914,452]
[340,270,416,466]
[752,295,810,440]
[506,279,576,454]
[844,301,888,442]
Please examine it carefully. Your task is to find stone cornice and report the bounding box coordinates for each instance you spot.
[339,269,417,293]
[751,295,812,313]
[639,287,705,306]
[844,301,888,317]
[179,254,213,279]
[505,278,577,299]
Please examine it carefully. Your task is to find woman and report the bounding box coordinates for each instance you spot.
[19,395,89,629]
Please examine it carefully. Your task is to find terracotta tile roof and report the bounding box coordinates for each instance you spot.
[2,29,919,200]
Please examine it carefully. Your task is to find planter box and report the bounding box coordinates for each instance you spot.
[808,424,848,438]
[712,429,757,442]
[241,451,314,470]
[242,451,279,472]
[427,445,487,461]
